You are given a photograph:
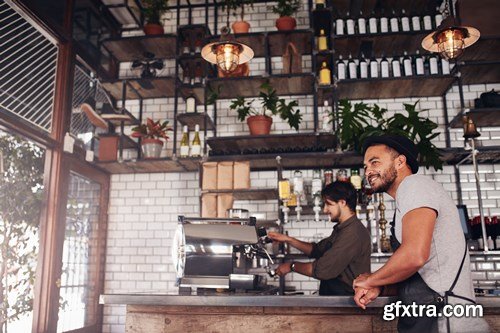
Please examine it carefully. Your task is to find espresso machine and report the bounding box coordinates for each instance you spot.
[173,216,277,292]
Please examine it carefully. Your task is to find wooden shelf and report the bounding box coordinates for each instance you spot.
[333,31,432,58]
[336,75,455,99]
[207,74,316,100]
[102,35,177,62]
[102,77,176,100]
[178,24,211,55]
[95,157,201,174]
[208,150,362,171]
[207,133,336,156]
[457,63,500,85]
[450,108,500,128]
[100,108,139,126]
[330,0,437,19]
[268,30,313,56]
[177,113,215,131]
[441,147,500,165]
[202,188,278,201]
[179,84,206,104]
[460,38,500,63]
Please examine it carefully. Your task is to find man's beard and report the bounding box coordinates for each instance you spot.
[370,163,397,193]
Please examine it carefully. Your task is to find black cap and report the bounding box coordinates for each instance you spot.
[362,135,419,174]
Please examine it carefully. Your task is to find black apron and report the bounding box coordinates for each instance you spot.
[390,212,475,333]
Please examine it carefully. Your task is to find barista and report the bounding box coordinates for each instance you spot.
[268,181,371,295]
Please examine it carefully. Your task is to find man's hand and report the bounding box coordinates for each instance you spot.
[274,263,292,277]
[353,286,382,310]
[353,272,374,290]
[267,232,289,243]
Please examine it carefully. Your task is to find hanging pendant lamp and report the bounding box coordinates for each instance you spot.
[422,0,480,60]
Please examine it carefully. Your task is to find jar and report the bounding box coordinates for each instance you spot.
[324,169,333,185]
[336,169,349,182]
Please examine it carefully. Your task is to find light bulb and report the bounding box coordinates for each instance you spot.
[436,28,465,60]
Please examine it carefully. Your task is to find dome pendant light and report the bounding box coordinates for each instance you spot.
[201,26,254,73]
[422,0,480,60]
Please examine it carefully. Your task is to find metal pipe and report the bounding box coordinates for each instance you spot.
[470,138,489,251]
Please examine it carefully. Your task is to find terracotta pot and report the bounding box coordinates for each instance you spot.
[143,23,164,35]
[98,134,119,162]
[276,16,296,31]
[247,115,272,135]
[141,138,164,159]
[232,20,250,34]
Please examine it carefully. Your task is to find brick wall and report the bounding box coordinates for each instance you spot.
[101,4,500,332]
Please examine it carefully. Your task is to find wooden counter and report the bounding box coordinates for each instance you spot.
[100,294,500,333]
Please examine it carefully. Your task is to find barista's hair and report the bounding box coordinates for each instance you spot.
[321,181,357,212]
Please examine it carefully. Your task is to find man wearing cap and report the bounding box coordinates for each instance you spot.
[353,134,489,332]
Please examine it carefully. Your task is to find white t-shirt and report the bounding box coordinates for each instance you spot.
[395,175,489,333]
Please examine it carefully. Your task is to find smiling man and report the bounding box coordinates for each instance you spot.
[268,181,371,295]
[353,134,489,333]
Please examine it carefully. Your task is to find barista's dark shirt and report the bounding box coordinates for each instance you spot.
[309,215,371,295]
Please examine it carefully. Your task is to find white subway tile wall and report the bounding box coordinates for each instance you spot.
[102,6,500,332]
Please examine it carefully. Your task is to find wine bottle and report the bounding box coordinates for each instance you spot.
[380,55,389,78]
[403,51,413,76]
[359,54,368,79]
[435,8,443,28]
[401,10,410,32]
[350,168,363,204]
[346,13,355,35]
[412,15,421,31]
[337,56,346,80]
[380,9,388,33]
[335,18,344,35]
[348,55,357,79]
[392,56,401,77]
[441,58,450,75]
[390,10,399,32]
[415,51,424,75]
[369,56,379,78]
[429,54,439,75]
[315,0,325,9]
[321,101,332,132]
[368,14,378,34]
[358,12,366,34]
[186,96,196,113]
[180,125,190,157]
[190,124,202,157]
[423,14,432,30]
[318,29,328,51]
[319,61,332,85]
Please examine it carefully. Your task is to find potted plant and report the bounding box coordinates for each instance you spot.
[131,118,172,159]
[221,0,254,34]
[229,82,302,135]
[272,0,300,31]
[142,0,169,35]
[334,99,443,171]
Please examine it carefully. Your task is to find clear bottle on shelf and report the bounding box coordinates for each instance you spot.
[348,55,357,79]
[441,58,451,75]
[346,13,355,35]
[319,61,332,85]
[324,169,334,185]
[435,8,443,28]
[392,56,402,77]
[401,10,410,32]
[380,9,388,33]
[368,13,378,34]
[190,124,202,157]
[423,14,432,30]
[317,29,328,51]
[311,169,323,196]
[369,56,379,78]
[180,125,190,157]
[321,101,333,132]
[429,54,439,75]
[186,96,196,113]
[415,51,425,75]
[336,56,346,80]
[335,17,345,35]
[411,15,421,31]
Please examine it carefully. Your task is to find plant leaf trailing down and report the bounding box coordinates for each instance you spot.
[336,99,443,171]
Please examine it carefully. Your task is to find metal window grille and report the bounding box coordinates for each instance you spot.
[0,0,59,132]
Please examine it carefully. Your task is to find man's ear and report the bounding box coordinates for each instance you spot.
[396,154,407,170]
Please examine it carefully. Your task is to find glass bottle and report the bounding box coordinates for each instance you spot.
[390,10,399,32]
[401,10,410,32]
[315,0,325,9]
[368,14,378,34]
[350,168,362,190]
[380,11,388,33]
[317,29,328,51]
[336,169,349,182]
[321,100,333,132]
[335,17,344,35]
[369,56,379,78]
[435,8,443,28]
[337,56,346,80]
[293,170,304,194]
[403,51,413,76]
[415,51,424,75]
[311,170,323,196]
[346,12,355,35]
[359,54,368,79]
[441,58,450,74]
[392,56,401,77]
[348,55,357,79]
[358,12,366,34]
[190,124,202,157]
[319,61,332,85]
[186,96,196,113]
[183,67,191,84]
[194,63,203,84]
[423,14,432,30]
[180,125,190,157]
[429,54,439,75]
[380,55,390,78]
[412,14,421,31]
[324,169,334,185]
